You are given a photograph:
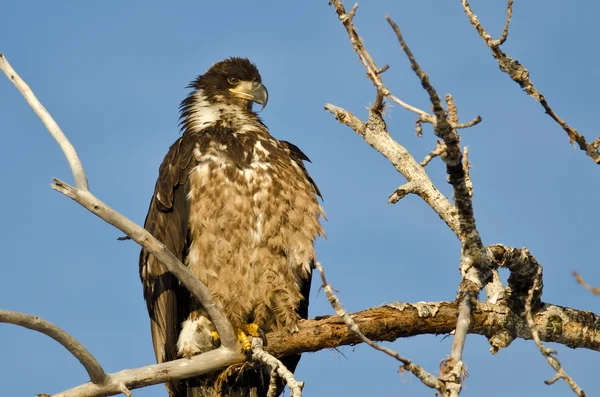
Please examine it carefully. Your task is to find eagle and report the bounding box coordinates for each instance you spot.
[139,57,325,397]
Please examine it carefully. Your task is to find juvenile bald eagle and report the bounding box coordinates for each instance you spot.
[139,57,325,397]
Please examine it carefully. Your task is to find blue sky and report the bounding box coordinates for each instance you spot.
[1,1,598,396]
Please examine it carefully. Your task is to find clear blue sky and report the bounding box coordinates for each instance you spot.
[1,1,598,396]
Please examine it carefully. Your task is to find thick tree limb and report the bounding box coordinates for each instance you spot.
[22,299,599,396]
[0,310,106,384]
[0,53,238,351]
[460,0,600,164]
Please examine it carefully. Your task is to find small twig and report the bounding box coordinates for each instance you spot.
[0,310,106,384]
[117,383,132,397]
[415,117,424,137]
[315,262,442,391]
[460,0,600,164]
[388,181,419,204]
[463,146,473,198]
[455,116,482,129]
[496,0,514,46]
[329,0,432,119]
[421,140,446,167]
[251,338,304,397]
[573,271,600,295]
[0,53,88,190]
[525,269,586,396]
[446,94,458,124]
[388,94,434,121]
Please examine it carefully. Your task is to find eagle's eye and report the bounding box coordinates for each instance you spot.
[227,76,239,85]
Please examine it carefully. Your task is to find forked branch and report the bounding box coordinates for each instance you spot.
[460,0,600,164]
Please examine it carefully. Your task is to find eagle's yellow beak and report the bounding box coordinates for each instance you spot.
[229,81,268,110]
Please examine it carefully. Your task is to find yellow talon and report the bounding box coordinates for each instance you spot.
[236,328,252,352]
[210,331,220,346]
[242,323,262,338]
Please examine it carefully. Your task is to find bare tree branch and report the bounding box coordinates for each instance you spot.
[460,0,600,164]
[0,53,238,351]
[315,262,442,391]
[525,269,586,396]
[497,0,514,46]
[487,245,543,312]
[421,140,446,167]
[6,295,599,396]
[328,1,432,119]
[386,15,492,396]
[251,339,304,397]
[462,146,473,198]
[50,347,242,397]
[0,53,88,189]
[0,310,106,384]
[324,104,460,234]
[50,179,238,349]
[573,271,600,295]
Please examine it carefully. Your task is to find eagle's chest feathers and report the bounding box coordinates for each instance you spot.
[183,99,323,330]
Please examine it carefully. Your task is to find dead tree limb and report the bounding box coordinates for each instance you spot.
[5,297,597,397]
[525,269,586,396]
[0,310,106,384]
[460,0,600,164]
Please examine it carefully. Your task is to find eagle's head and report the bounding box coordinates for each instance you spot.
[179,57,268,132]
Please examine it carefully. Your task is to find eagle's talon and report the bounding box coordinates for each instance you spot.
[243,323,267,346]
[236,328,252,353]
[210,330,221,347]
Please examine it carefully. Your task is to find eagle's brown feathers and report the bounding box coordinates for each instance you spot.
[139,57,324,397]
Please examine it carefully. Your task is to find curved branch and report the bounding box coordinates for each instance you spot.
[51,347,242,397]
[0,53,88,189]
[251,339,304,397]
[51,179,238,349]
[0,310,106,384]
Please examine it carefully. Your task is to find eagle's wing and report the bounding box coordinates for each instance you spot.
[274,140,321,391]
[139,134,198,396]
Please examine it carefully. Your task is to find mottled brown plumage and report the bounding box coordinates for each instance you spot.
[139,58,324,397]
